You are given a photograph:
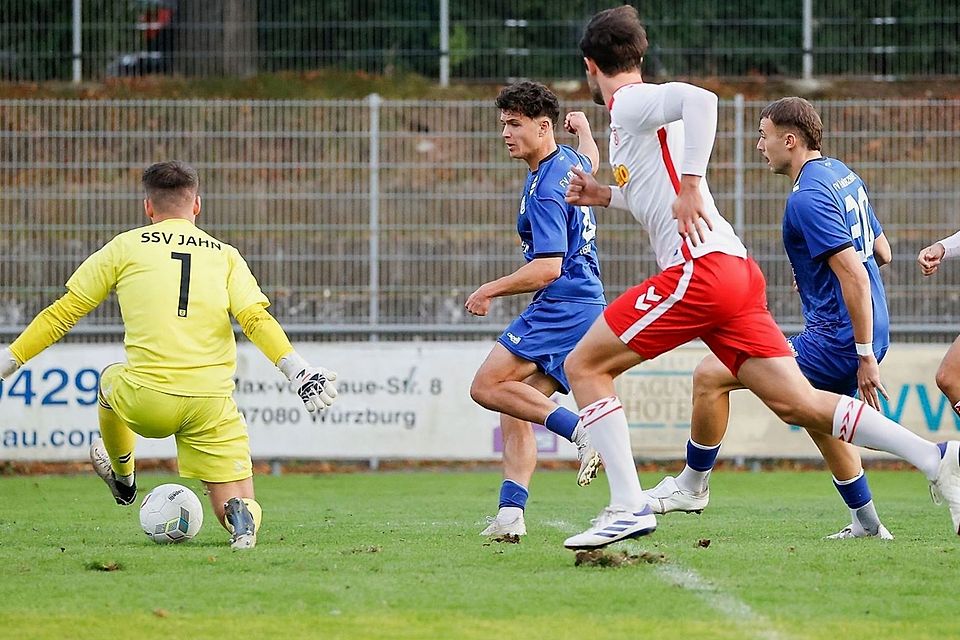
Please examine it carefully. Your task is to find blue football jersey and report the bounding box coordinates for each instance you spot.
[517,144,605,303]
[782,157,889,357]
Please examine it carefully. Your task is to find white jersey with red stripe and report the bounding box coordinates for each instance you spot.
[608,82,747,271]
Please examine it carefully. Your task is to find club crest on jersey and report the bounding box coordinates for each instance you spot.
[613,164,630,188]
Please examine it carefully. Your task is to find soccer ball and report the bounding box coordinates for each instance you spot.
[139,483,204,544]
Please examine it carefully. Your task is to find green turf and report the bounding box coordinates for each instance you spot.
[1,470,957,640]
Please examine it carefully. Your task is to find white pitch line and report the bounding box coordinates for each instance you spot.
[541,519,581,531]
[542,520,787,640]
[648,555,785,640]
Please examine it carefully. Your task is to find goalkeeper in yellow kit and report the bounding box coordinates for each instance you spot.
[0,161,337,549]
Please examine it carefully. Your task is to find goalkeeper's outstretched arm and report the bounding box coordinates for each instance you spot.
[235,303,338,414]
[1,290,97,380]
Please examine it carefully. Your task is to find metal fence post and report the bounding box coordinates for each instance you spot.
[3,97,958,342]
[733,94,745,237]
[72,0,82,83]
[802,0,813,81]
[439,0,450,87]
[368,93,382,340]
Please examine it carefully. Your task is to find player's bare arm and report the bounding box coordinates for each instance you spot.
[564,111,600,174]
[564,165,611,207]
[827,247,887,409]
[873,233,892,267]
[465,257,562,316]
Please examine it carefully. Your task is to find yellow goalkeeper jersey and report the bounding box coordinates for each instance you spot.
[66,218,269,397]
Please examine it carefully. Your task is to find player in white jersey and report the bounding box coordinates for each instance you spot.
[600,83,746,270]
[645,97,895,541]
[559,5,960,549]
[917,233,960,418]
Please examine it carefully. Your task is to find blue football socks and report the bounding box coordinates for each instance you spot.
[834,470,882,535]
[687,439,721,472]
[544,406,579,442]
[833,470,872,510]
[499,479,529,510]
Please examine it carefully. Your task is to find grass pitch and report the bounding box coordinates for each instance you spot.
[1,469,957,640]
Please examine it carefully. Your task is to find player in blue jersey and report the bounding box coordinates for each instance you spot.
[466,81,605,538]
[645,97,897,539]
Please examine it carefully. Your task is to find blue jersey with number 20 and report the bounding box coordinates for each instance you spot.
[782,157,889,359]
[518,145,605,303]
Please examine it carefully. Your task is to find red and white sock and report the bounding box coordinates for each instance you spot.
[833,396,941,480]
[578,395,646,510]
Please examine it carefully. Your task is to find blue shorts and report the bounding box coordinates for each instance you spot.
[498,296,605,394]
[788,332,888,396]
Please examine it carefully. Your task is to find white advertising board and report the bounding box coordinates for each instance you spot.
[616,345,957,459]
[0,342,955,462]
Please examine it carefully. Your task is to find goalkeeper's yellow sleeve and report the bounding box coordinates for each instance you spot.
[235,303,294,366]
[9,290,96,365]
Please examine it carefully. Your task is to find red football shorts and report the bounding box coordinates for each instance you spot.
[603,251,791,376]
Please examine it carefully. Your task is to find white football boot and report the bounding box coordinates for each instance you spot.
[572,423,602,487]
[563,505,657,550]
[930,441,960,535]
[480,513,526,537]
[825,523,894,540]
[644,475,709,514]
[89,438,137,506]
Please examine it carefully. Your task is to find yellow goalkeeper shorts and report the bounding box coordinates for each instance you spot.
[99,364,252,483]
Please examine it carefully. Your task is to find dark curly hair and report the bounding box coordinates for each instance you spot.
[495,81,560,126]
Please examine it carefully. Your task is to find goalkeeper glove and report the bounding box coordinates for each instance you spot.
[278,351,338,415]
[0,347,18,380]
